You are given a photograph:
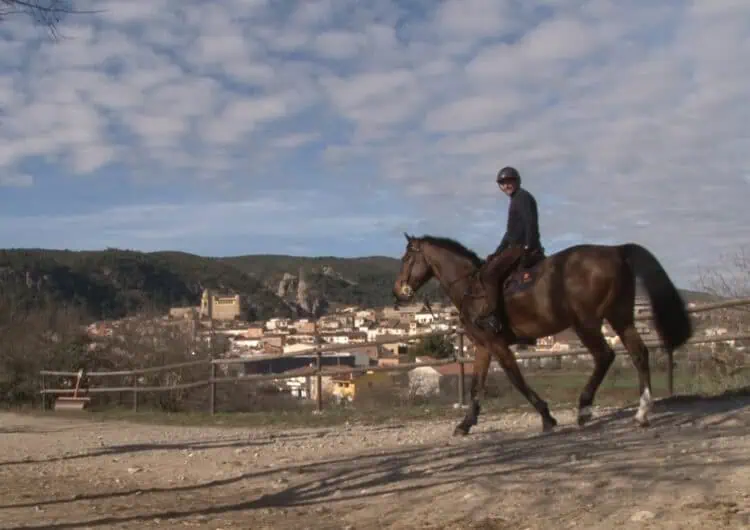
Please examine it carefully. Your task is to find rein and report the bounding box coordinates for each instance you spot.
[400,244,487,317]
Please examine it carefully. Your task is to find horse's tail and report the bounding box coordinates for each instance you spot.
[621,243,693,352]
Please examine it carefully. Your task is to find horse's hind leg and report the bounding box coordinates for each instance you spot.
[573,323,616,426]
[491,342,558,432]
[609,318,653,427]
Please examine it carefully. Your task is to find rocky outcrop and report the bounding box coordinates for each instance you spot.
[296,268,327,316]
[321,265,355,285]
[277,272,297,298]
[273,268,328,317]
[295,267,309,310]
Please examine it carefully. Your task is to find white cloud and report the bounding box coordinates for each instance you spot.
[424,94,526,133]
[271,132,320,149]
[0,173,33,187]
[0,0,748,285]
[430,0,515,40]
[313,30,365,60]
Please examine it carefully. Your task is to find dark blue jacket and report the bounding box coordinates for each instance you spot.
[495,187,541,253]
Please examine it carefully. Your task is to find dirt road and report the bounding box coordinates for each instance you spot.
[1,394,749,530]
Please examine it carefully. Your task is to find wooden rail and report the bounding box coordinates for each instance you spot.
[39,297,750,414]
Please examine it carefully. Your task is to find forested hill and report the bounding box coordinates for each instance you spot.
[0,249,432,321]
[0,249,292,321]
[0,248,708,322]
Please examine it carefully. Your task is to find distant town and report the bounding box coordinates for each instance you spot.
[82,288,744,404]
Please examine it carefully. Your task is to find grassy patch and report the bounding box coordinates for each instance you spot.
[14,364,749,430]
[37,401,463,430]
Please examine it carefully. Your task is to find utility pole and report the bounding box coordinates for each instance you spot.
[206,288,215,351]
[206,288,217,414]
[314,315,323,413]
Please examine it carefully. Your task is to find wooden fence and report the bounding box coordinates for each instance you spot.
[39,296,750,414]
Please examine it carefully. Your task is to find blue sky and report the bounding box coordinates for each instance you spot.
[0,0,749,288]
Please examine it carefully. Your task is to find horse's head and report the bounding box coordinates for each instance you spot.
[393,232,434,303]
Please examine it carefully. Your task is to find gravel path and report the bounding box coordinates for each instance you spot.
[1,393,749,529]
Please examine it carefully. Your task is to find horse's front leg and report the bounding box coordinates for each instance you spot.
[453,345,491,436]
[492,342,558,432]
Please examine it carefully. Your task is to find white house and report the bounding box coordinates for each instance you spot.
[321,333,350,345]
[414,311,435,325]
[408,363,474,397]
[430,322,452,332]
[365,326,379,342]
[354,310,375,327]
[266,318,290,330]
[409,366,443,396]
[229,338,263,355]
[283,342,315,354]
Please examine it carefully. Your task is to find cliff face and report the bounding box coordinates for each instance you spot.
[273,268,328,317]
[277,272,297,298]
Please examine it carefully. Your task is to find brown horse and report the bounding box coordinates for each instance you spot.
[392,233,692,436]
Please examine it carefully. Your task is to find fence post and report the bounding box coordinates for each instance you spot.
[132,375,138,412]
[40,373,46,412]
[206,289,217,415]
[314,319,323,413]
[667,350,674,397]
[457,331,466,406]
[209,362,217,415]
[315,351,323,413]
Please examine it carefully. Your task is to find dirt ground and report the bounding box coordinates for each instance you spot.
[1,393,749,530]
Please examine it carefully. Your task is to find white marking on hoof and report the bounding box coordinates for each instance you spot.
[578,406,593,424]
[635,387,652,425]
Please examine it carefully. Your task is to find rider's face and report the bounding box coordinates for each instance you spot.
[498,180,517,196]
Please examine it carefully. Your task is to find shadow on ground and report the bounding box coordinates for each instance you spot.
[0,429,334,467]
[3,389,749,529]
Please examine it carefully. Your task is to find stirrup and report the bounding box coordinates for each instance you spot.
[474,314,502,334]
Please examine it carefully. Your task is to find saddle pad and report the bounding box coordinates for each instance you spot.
[503,262,542,295]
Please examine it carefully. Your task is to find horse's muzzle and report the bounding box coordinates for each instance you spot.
[392,283,413,304]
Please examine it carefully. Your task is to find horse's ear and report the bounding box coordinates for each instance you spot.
[404,232,412,242]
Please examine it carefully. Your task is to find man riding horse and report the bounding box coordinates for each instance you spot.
[473,166,546,337]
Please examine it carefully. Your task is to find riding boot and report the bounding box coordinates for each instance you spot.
[473,311,502,334]
[472,246,524,336]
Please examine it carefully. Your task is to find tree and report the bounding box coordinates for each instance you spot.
[696,246,750,299]
[410,334,455,359]
[1,1,83,37]
[694,245,750,327]
[0,298,90,404]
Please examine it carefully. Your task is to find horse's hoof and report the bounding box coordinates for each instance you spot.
[542,416,558,432]
[453,425,470,436]
[577,406,593,427]
[635,417,650,429]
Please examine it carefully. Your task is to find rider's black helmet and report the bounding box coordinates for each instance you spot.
[497,166,521,184]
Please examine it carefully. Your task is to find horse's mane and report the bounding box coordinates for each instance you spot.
[418,235,484,267]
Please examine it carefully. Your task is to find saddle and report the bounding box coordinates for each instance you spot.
[502,250,545,295]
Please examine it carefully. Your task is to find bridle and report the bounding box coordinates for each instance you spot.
[395,241,487,317]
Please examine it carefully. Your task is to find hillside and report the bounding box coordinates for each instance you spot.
[0,249,421,322]
[0,248,712,323]
[217,254,448,311]
[0,249,296,322]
